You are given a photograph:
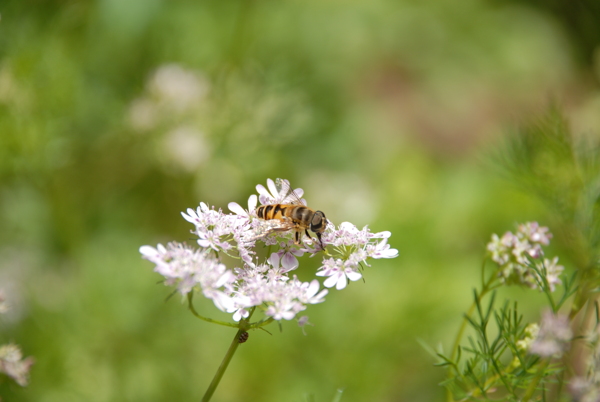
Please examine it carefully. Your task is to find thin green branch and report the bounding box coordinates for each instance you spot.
[187,293,240,328]
[201,328,246,402]
[521,360,550,402]
[446,264,499,402]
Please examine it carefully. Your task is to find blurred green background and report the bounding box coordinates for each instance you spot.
[1,0,599,401]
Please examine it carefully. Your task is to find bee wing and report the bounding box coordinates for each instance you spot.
[275,178,307,206]
[243,217,296,242]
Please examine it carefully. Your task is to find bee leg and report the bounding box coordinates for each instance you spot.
[316,232,324,249]
[294,230,301,244]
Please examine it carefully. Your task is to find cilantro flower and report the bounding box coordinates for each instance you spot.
[316,222,398,289]
[139,178,398,323]
[0,343,34,387]
[486,222,563,291]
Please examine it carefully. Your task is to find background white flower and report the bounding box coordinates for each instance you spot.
[486,222,563,291]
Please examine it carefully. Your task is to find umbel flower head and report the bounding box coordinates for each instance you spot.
[486,222,563,291]
[140,178,398,323]
[0,343,34,387]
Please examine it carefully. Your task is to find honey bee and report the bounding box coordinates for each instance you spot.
[252,179,327,247]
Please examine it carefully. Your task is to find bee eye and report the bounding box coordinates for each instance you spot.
[311,211,326,232]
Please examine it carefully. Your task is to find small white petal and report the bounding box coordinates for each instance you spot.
[346,270,362,282]
[382,248,399,258]
[228,202,247,216]
[139,245,158,258]
[306,280,320,297]
[181,210,196,223]
[335,275,348,290]
[266,178,278,197]
[323,275,339,288]
[256,184,268,197]
[247,194,257,211]
[210,291,236,313]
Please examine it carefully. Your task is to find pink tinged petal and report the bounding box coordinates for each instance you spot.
[291,248,305,257]
[281,252,299,271]
[177,277,196,295]
[181,208,199,224]
[228,202,246,216]
[269,252,281,268]
[219,242,232,250]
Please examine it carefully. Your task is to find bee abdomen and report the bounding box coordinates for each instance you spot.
[257,204,286,220]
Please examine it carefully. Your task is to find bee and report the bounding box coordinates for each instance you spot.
[252,179,327,248]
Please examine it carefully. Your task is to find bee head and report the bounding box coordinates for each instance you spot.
[310,211,327,234]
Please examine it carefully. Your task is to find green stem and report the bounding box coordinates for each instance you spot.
[249,317,274,329]
[446,268,498,402]
[449,277,497,363]
[187,293,239,328]
[201,328,246,402]
[521,360,549,402]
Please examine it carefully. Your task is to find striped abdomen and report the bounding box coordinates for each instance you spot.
[256,204,307,227]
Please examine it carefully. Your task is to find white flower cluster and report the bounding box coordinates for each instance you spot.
[140,179,398,322]
[529,310,572,358]
[0,290,34,387]
[0,343,35,387]
[486,222,563,291]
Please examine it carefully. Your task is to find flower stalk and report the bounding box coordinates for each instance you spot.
[202,327,247,402]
